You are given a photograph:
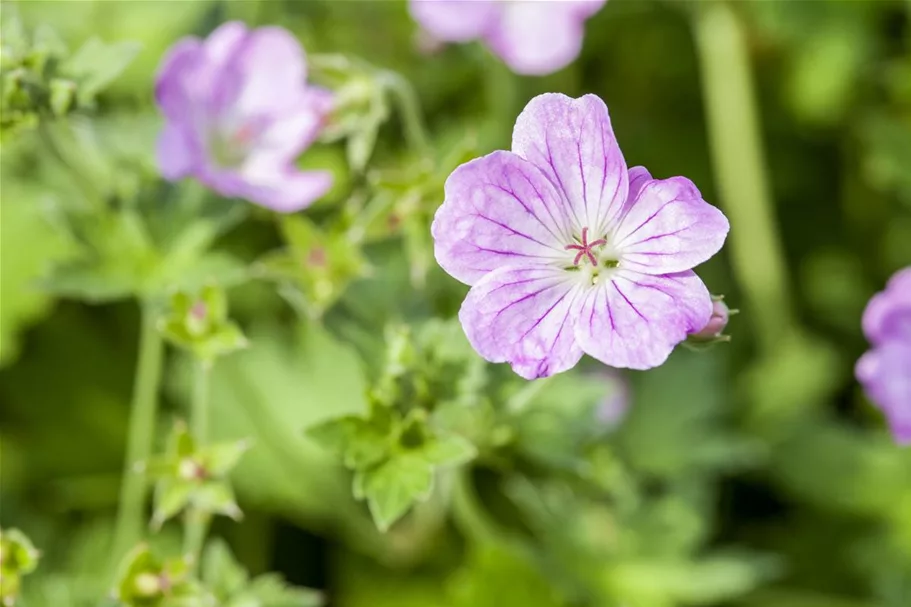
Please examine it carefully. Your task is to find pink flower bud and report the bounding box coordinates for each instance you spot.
[690,299,730,341]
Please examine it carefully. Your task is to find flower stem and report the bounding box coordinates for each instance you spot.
[381,71,431,156]
[112,302,164,563]
[184,360,212,569]
[692,3,794,354]
[183,509,211,572]
[450,467,504,546]
[190,360,210,443]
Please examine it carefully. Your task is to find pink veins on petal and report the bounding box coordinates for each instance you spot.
[565,227,607,267]
[431,93,730,378]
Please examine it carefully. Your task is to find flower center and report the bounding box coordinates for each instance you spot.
[565,227,607,267]
[208,121,259,168]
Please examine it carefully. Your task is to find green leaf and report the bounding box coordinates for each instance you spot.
[363,453,434,532]
[61,37,141,105]
[306,415,391,469]
[448,545,562,607]
[49,78,75,116]
[0,181,73,366]
[421,434,476,467]
[201,439,252,477]
[201,539,249,599]
[151,480,193,529]
[347,122,380,173]
[192,481,242,520]
[242,573,324,607]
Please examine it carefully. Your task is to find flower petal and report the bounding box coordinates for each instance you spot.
[627,166,652,203]
[486,2,587,75]
[512,94,628,234]
[432,150,573,285]
[459,266,584,379]
[862,266,911,346]
[202,162,332,213]
[575,269,712,370]
[572,0,608,18]
[856,342,911,444]
[154,38,204,120]
[203,21,248,65]
[231,26,308,116]
[156,123,200,180]
[253,87,334,164]
[612,176,729,275]
[409,0,499,42]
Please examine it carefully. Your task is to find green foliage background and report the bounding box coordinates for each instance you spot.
[2,0,911,605]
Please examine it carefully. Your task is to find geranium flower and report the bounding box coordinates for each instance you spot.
[409,0,606,76]
[432,93,729,379]
[155,22,333,212]
[856,267,911,444]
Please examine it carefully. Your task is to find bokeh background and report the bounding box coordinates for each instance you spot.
[2,1,911,606]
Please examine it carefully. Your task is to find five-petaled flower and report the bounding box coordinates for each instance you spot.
[856,266,911,445]
[432,93,729,379]
[409,0,606,76]
[155,22,333,212]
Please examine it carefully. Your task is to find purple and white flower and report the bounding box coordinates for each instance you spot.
[155,22,333,213]
[409,0,606,76]
[856,267,911,444]
[432,93,729,379]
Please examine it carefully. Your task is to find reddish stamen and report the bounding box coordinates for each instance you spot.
[233,124,256,145]
[564,227,606,267]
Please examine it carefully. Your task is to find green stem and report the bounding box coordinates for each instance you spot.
[450,467,504,546]
[184,360,212,569]
[381,71,431,155]
[111,302,164,563]
[191,361,210,443]
[183,509,211,572]
[692,2,794,354]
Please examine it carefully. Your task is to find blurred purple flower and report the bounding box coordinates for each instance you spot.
[856,267,911,444]
[432,93,729,379]
[409,0,606,76]
[155,22,333,212]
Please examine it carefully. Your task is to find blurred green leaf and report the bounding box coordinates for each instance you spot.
[60,37,141,105]
[362,453,434,532]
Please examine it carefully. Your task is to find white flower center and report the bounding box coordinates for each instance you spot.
[563,226,621,285]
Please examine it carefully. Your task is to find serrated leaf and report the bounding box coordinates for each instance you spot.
[152,480,193,528]
[363,454,434,532]
[201,439,252,477]
[193,482,241,520]
[421,434,476,467]
[306,416,390,469]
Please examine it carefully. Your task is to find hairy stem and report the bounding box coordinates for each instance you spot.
[184,360,212,569]
[693,3,794,353]
[112,302,164,563]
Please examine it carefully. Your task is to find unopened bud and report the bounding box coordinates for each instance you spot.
[133,573,161,597]
[690,298,730,341]
[178,458,206,481]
